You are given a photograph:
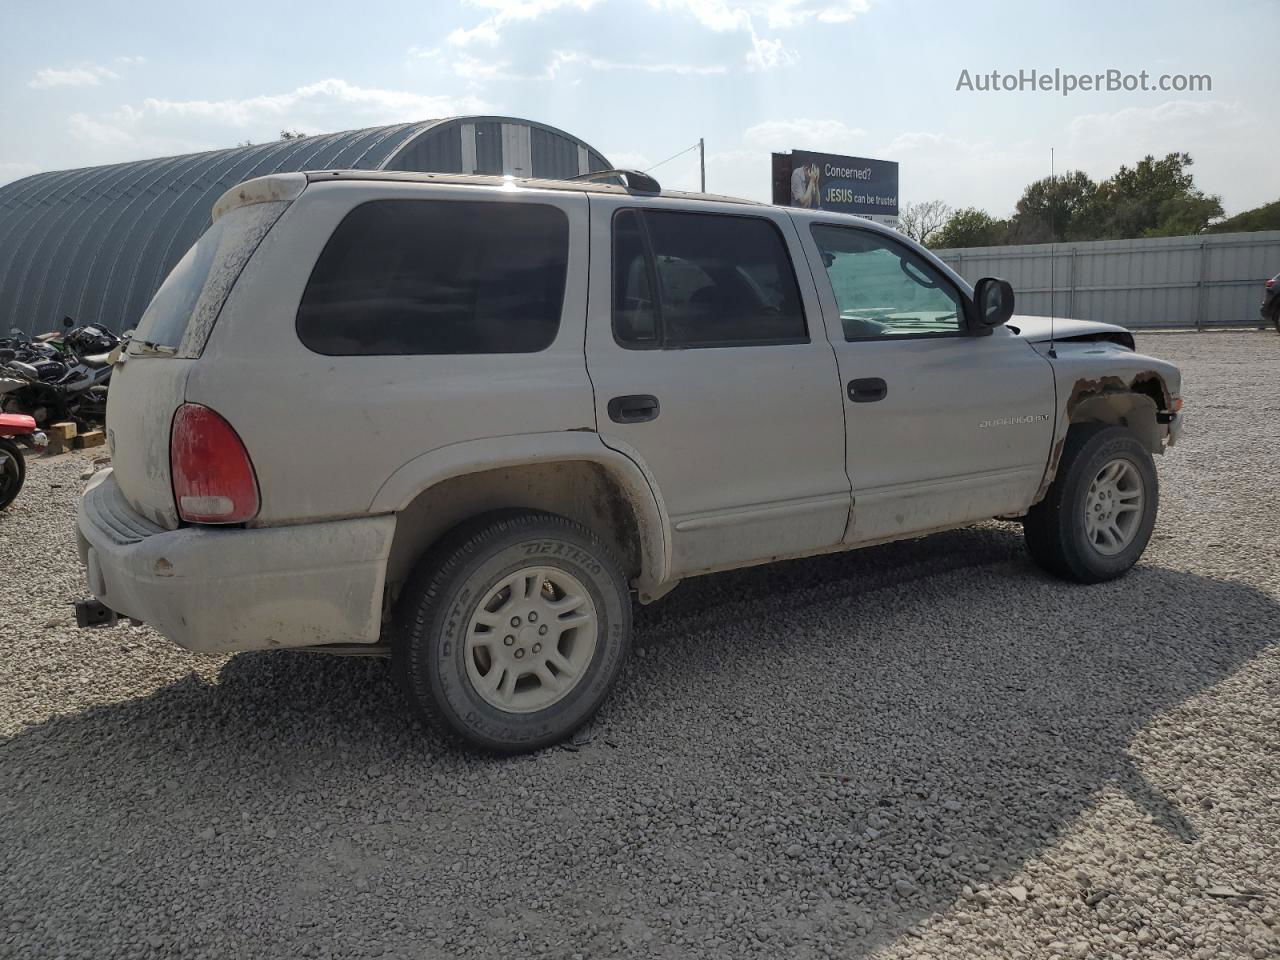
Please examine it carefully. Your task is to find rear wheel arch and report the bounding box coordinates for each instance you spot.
[380,445,669,615]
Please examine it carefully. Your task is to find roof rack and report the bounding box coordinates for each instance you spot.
[569,169,661,194]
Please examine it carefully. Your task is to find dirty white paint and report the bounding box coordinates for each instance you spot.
[78,170,1188,656]
[79,470,395,653]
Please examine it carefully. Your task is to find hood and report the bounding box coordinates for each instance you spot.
[1008,315,1128,343]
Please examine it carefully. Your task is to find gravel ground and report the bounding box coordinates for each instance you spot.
[1,331,1278,960]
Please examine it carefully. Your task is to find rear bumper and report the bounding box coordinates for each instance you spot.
[77,470,396,654]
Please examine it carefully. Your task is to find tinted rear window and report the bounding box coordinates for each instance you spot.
[612,209,807,349]
[133,200,289,355]
[296,199,569,356]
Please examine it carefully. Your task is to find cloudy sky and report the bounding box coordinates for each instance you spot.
[1,0,1275,216]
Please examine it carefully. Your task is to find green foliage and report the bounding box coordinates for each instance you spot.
[933,208,1007,249]
[932,152,1233,248]
[1009,170,1097,243]
[1078,153,1222,238]
[1207,200,1280,234]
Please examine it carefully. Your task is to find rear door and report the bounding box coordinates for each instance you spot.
[797,216,1056,544]
[584,196,850,577]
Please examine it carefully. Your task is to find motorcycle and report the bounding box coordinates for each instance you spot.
[0,322,118,427]
[0,412,47,510]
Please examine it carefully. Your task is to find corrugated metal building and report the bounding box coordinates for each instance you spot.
[936,230,1280,329]
[0,116,611,336]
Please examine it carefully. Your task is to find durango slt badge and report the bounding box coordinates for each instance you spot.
[979,414,1052,428]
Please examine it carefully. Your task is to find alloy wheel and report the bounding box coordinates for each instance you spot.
[464,566,598,713]
[1084,456,1145,556]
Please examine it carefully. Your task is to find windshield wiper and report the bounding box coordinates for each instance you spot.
[126,336,178,356]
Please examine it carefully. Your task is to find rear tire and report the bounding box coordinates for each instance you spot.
[0,438,25,511]
[393,511,632,753]
[1024,424,1159,583]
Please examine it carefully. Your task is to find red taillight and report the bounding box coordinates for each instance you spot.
[170,403,259,524]
[1267,278,1275,288]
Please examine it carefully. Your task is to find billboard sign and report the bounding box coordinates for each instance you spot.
[771,150,899,220]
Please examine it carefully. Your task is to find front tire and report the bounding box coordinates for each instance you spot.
[1024,424,1159,583]
[394,511,632,753]
[0,438,25,511]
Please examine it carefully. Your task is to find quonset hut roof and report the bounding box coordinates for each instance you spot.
[0,117,610,336]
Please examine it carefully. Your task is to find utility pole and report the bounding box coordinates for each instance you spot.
[699,138,705,193]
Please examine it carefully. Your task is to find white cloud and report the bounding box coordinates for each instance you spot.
[545,51,727,78]
[648,0,869,30]
[28,65,119,89]
[646,0,842,69]
[129,78,484,127]
[604,150,653,170]
[1064,99,1278,216]
[745,31,793,71]
[840,100,1280,218]
[447,0,601,46]
[0,161,41,186]
[447,21,502,46]
[64,79,489,164]
[873,130,1043,212]
[451,54,514,82]
[441,0,849,71]
[67,113,138,146]
[744,118,865,151]
[438,46,727,86]
[765,0,870,27]
[114,55,147,66]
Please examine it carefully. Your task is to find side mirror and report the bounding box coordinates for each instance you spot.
[972,277,1014,330]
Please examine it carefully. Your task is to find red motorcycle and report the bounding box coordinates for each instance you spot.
[0,413,46,510]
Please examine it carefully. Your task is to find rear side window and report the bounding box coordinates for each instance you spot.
[297,199,569,356]
[134,200,289,357]
[612,209,807,349]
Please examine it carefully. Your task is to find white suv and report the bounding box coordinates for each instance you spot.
[77,169,1184,751]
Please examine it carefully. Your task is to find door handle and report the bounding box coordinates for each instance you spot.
[848,377,888,403]
[608,394,660,424]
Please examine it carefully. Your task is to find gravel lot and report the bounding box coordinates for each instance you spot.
[2,331,1278,960]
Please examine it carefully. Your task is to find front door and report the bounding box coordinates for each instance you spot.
[797,218,1056,545]
[585,196,851,578]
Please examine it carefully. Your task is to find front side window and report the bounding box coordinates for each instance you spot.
[612,209,807,348]
[297,199,569,356]
[811,224,965,340]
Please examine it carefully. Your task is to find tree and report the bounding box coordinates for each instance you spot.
[1008,170,1097,243]
[1206,199,1280,234]
[934,208,1008,249]
[1079,153,1222,239]
[233,130,307,148]
[897,200,951,246]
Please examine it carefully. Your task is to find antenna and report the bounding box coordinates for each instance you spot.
[1048,147,1057,358]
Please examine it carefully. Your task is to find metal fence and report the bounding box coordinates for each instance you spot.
[935,230,1280,329]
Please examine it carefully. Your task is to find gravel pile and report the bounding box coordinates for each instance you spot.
[1,332,1278,960]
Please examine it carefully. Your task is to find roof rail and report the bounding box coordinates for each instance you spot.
[569,169,661,194]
